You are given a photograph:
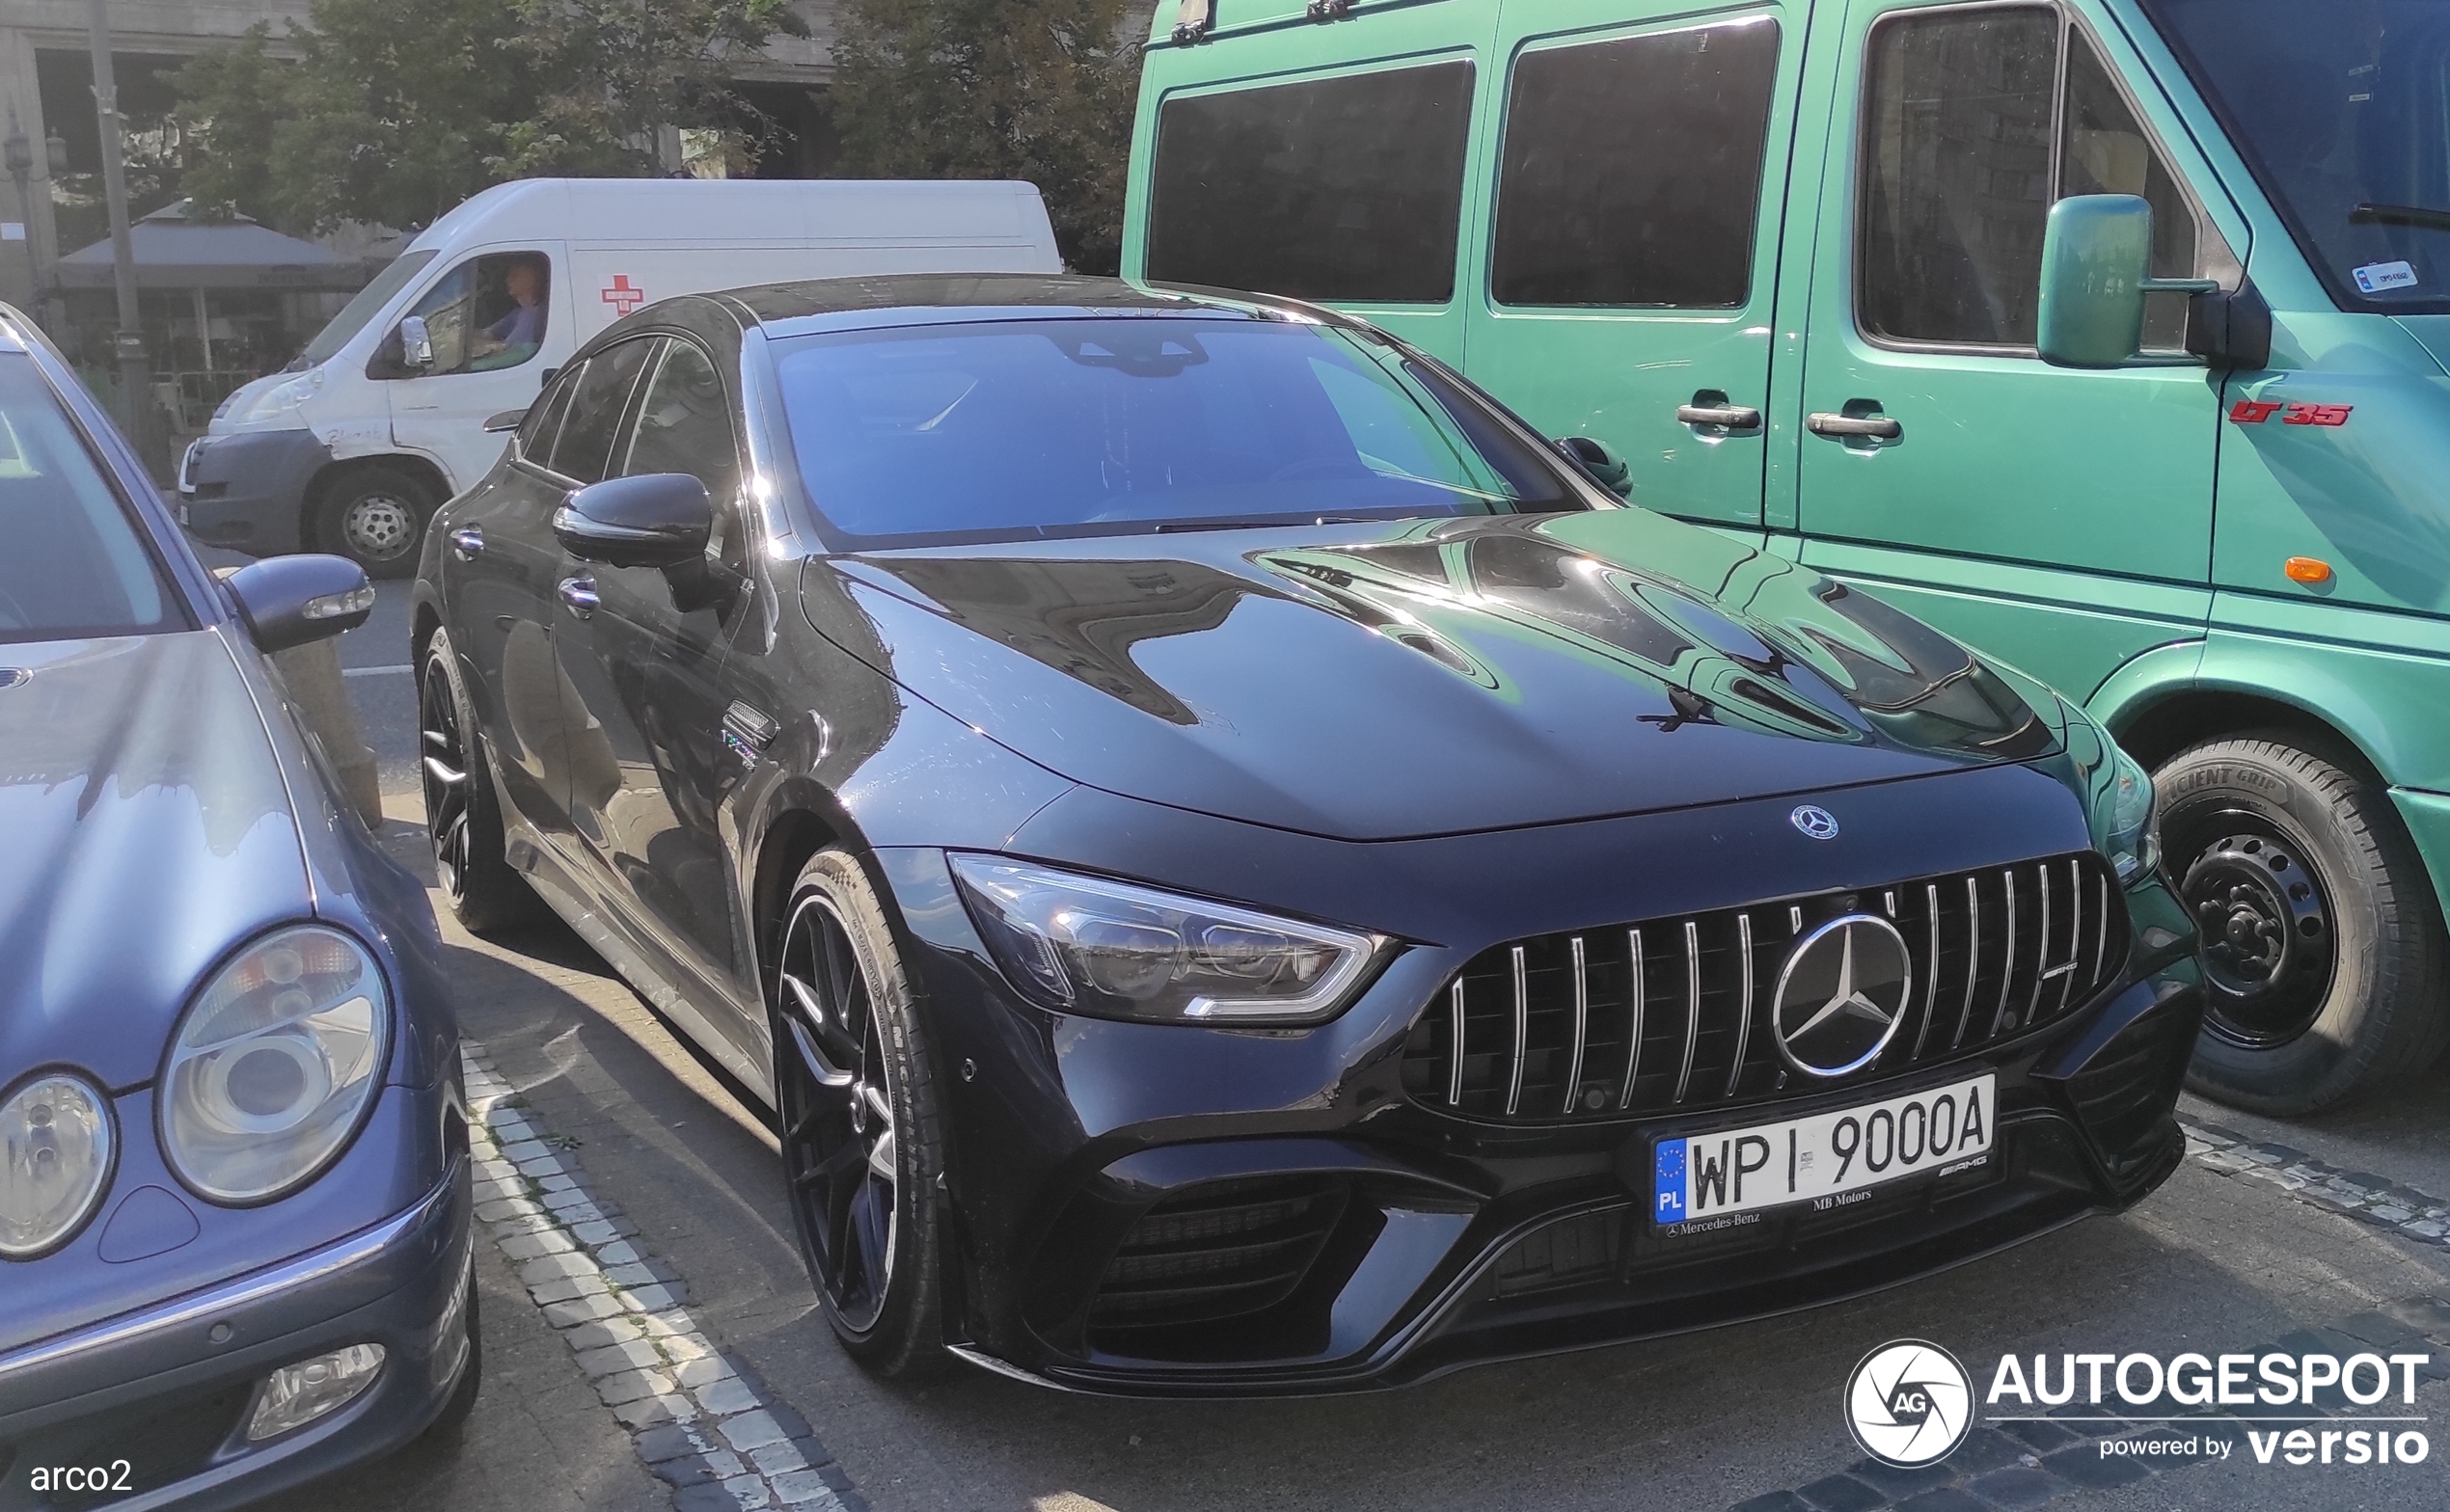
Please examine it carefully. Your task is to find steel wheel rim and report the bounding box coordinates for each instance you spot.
[345,494,417,560]
[775,893,897,1333]
[419,657,473,903]
[2175,811,2337,1047]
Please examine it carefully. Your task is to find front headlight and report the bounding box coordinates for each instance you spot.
[2102,742,2159,883]
[949,856,1386,1025]
[0,1071,115,1259]
[235,368,321,425]
[161,925,390,1204]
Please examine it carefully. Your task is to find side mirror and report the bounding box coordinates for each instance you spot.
[2037,195,2219,369]
[554,473,713,570]
[482,408,527,434]
[1555,435,1633,499]
[226,554,374,653]
[396,314,435,372]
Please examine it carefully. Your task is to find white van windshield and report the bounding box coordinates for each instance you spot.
[2147,0,2450,312]
[297,249,439,367]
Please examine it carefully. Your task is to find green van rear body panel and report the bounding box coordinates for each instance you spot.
[1128,0,2450,926]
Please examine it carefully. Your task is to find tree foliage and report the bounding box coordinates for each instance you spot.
[176,0,807,231]
[830,0,1145,273]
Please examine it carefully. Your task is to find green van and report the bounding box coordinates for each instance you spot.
[1123,0,2450,1115]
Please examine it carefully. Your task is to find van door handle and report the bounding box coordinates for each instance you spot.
[1675,403,1763,431]
[1807,412,1903,441]
[449,526,485,561]
[558,576,599,620]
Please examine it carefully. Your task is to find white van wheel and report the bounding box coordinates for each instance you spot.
[317,465,435,579]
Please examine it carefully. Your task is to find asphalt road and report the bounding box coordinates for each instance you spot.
[287,579,2450,1512]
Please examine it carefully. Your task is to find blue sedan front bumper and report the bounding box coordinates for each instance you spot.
[0,1161,472,1511]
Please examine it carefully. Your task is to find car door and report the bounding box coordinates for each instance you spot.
[1464,0,1805,533]
[1792,0,2239,699]
[386,244,566,491]
[554,334,760,1033]
[443,365,581,832]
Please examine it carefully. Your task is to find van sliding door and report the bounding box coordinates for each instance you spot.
[1463,1,1806,533]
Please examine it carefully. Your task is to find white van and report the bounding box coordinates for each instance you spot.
[180,178,1062,574]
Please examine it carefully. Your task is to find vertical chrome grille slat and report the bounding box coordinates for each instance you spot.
[1565,935,1589,1115]
[1673,920,1701,1105]
[1447,979,1465,1108]
[1989,868,2019,1037]
[2057,857,2084,1018]
[2093,866,2111,991]
[1727,914,1755,1097]
[1620,928,1646,1110]
[1954,876,1981,1048]
[2024,863,2052,1025]
[1506,945,1528,1117]
[1914,881,1942,1058]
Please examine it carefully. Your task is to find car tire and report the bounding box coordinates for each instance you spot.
[769,849,945,1376]
[2158,732,2450,1115]
[418,628,537,934]
[316,465,434,580]
[419,1260,483,1443]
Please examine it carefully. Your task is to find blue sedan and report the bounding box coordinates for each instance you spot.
[0,305,475,1507]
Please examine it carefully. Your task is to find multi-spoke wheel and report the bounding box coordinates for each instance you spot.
[770,850,942,1372]
[2158,732,2448,1115]
[416,628,534,933]
[316,465,434,579]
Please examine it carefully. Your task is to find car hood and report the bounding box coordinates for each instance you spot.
[803,510,2058,842]
[0,632,311,1090]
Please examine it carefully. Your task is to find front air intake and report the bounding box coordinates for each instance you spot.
[1087,1175,1349,1336]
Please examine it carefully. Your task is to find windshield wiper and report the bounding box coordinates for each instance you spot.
[2353,202,2450,231]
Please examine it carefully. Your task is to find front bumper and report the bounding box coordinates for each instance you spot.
[177,429,333,556]
[0,1161,473,1511]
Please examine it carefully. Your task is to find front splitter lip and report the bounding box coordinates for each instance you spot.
[952,1111,2182,1399]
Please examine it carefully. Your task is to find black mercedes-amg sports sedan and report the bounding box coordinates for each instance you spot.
[413,274,2200,1395]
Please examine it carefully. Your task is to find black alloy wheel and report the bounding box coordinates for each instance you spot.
[2157,732,2449,1115]
[416,629,535,934]
[771,850,942,1372]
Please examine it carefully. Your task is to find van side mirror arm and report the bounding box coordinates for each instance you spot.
[2186,280,2273,371]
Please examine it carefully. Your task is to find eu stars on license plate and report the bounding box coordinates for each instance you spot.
[1651,1074,1994,1230]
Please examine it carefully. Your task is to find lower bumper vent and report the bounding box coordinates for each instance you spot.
[1089,1175,1349,1336]
[2063,993,2196,1171]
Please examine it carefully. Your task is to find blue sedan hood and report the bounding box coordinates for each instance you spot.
[0,632,310,1091]
[805,510,2059,842]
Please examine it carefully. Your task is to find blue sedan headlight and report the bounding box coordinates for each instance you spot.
[0,1071,115,1259]
[160,925,390,1204]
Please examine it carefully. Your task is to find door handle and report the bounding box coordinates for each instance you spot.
[558,576,599,620]
[449,526,485,561]
[1807,411,1903,441]
[1675,403,1763,431]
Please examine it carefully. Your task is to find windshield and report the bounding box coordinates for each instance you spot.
[2145,0,2450,311]
[771,316,1578,547]
[0,357,181,643]
[296,248,439,367]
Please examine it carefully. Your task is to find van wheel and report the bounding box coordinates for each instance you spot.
[2158,733,2450,1115]
[317,465,434,579]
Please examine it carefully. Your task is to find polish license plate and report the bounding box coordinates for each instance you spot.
[1650,1074,1995,1231]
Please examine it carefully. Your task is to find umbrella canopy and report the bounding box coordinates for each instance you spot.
[54,202,366,292]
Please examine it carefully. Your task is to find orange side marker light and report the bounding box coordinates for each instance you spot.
[2285,556,2333,584]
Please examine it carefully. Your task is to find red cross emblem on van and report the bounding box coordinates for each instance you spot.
[601,275,645,316]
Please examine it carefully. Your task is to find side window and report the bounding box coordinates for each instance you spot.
[619,341,744,566]
[400,252,554,376]
[1492,20,1783,308]
[548,338,659,485]
[1860,8,2209,349]
[1145,62,1476,303]
[517,364,581,464]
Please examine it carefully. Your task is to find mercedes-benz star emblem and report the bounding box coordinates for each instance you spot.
[1846,1339,1974,1467]
[1772,913,1913,1077]
[1790,804,1839,840]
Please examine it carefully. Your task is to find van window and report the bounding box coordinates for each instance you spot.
[1859,9,2204,349]
[1145,63,1476,303]
[300,248,436,368]
[619,340,742,566]
[1491,19,1782,308]
[549,338,659,484]
[395,251,554,378]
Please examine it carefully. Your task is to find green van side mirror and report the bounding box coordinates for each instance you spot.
[2037,195,2218,369]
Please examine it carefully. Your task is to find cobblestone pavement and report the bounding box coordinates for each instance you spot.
[269,582,2450,1512]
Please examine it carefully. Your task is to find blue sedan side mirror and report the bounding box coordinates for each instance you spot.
[226,554,375,653]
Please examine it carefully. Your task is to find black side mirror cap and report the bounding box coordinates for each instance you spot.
[554,472,714,570]
[1555,435,1633,499]
[226,554,374,653]
[2187,279,2273,371]
[482,408,527,434]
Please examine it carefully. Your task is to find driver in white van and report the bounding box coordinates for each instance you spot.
[469,256,548,369]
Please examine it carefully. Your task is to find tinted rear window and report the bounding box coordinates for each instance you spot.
[0,356,179,643]
[1145,63,1475,303]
